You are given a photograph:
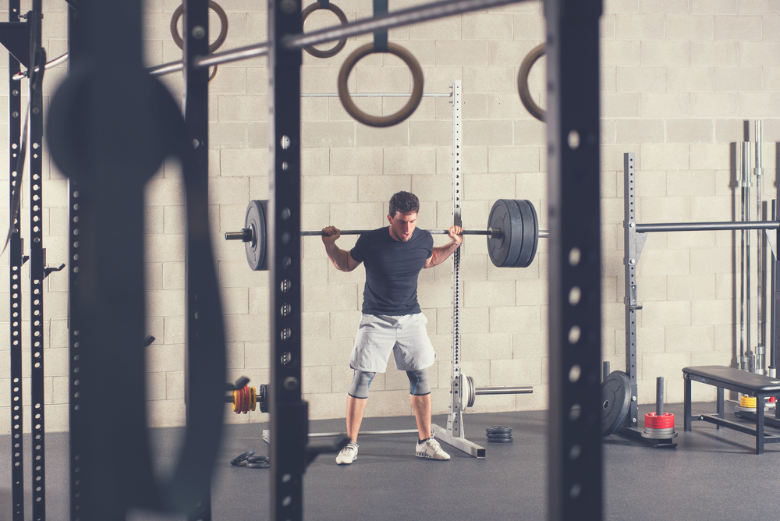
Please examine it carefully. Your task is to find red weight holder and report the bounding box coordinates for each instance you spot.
[243,385,250,414]
[235,388,243,414]
[645,412,674,429]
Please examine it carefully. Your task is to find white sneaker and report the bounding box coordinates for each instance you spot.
[415,438,450,461]
[336,442,358,465]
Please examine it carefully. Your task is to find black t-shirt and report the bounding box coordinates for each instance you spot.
[349,227,434,316]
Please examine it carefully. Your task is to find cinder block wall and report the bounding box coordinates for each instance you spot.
[1,0,779,433]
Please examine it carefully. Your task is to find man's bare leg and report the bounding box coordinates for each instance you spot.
[410,394,432,440]
[346,395,368,442]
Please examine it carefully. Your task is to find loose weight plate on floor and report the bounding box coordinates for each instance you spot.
[487,199,538,268]
[601,371,631,437]
[245,200,267,271]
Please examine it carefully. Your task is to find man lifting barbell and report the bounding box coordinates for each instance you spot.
[322,191,461,465]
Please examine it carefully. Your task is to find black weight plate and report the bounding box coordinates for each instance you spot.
[486,432,513,439]
[601,370,631,437]
[487,199,524,267]
[258,384,268,414]
[244,200,268,271]
[487,437,513,443]
[486,425,512,435]
[513,200,538,268]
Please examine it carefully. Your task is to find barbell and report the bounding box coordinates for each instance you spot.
[225,199,548,271]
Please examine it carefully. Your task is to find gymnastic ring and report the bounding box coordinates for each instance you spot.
[302,1,348,59]
[170,0,229,54]
[518,43,546,122]
[208,65,218,82]
[337,42,424,128]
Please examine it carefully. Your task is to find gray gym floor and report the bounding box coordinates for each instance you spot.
[2,401,780,521]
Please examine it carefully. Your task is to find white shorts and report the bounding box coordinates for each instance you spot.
[349,313,436,373]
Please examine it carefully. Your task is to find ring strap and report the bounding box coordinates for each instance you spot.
[373,0,388,52]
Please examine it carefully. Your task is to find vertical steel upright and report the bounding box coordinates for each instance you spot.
[448,80,464,438]
[66,2,84,518]
[545,1,603,520]
[182,0,212,519]
[7,0,23,518]
[623,153,640,427]
[268,0,306,519]
[27,2,46,519]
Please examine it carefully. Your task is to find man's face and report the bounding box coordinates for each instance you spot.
[387,211,418,242]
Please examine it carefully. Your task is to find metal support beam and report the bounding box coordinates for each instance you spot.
[546,1,603,520]
[623,153,638,427]
[7,1,23,518]
[268,1,307,519]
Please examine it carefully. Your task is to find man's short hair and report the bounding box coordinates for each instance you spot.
[388,191,420,217]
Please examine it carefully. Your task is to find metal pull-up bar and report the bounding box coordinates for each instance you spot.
[635,221,780,233]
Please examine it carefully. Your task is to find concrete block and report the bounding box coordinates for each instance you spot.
[220,148,267,178]
[147,343,185,373]
[411,175,451,202]
[357,175,411,202]
[690,0,737,14]
[513,119,545,147]
[690,41,739,66]
[615,14,665,40]
[640,93,691,119]
[601,93,641,118]
[665,15,715,40]
[712,67,763,92]
[463,67,514,94]
[303,284,358,312]
[435,41,488,67]
[640,144,689,170]
[738,93,780,118]
[667,274,716,301]
[218,260,268,288]
[618,64,668,93]
[512,331,546,359]
[488,40,542,67]
[666,119,714,144]
[327,148,378,176]
[301,366,332,394]
[490,306,541,333]
[409,16,461,40]
[245,341,270,369]
[464,121,514,148]
[601,13,616,39]
[302,122,355,148]
[417,282,452,309]
[329,202,385,230]
[162,262,184,291]
[666,67,714,93]
[691,195,732,221]
[463,280,515,308]
[636,326,666,353]
[302,176,357,204]
[763,16,780,39]
[383,148,436,175]
[355,66,410,94]
[714,273,734,300]
[640,301,691,327]
[488,147,540,174]
[691,93,740,118]
[220,287,249,316]
[408,121,452,147]
[516,279,546,307]
[689,247,732,274]
[714,15,762,40]
[639,0,688,13]
[355,123,409,148]
[691,299,733,325]
[418,67,464,93]
[461,147,488,174]
[464,173,515,202]
[666,326,715,352]
[602,40,641,68]
[640,41,689,67]
[460,14,513,40]
[641,352,691,380]
[615,119,664,144]
[491,357,542,386]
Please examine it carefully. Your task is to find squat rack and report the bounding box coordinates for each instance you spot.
[4,0,605,520]
[621,151,780,447]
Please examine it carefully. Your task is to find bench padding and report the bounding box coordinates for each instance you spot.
[683,365,780,393]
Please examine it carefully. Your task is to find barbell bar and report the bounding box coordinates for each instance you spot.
[226,199,548,271]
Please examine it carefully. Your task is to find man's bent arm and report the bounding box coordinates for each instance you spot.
[424,241,461,269]
[325,242,361,272]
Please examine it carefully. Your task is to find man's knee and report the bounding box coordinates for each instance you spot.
[348,370,376,399]
[406,369,431,396]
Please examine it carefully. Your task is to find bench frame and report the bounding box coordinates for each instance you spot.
[684,371,780,454]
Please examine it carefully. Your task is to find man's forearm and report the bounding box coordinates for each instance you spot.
[428,242,461,268]
[325,242,352,271]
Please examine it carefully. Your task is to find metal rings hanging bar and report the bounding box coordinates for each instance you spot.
[518,42,545,122]
[635,221,780,233]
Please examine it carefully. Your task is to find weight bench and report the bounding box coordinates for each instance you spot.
[683,365,780,454]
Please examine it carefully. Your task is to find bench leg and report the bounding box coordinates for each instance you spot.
[757,396,765,455]
[684,377,692,432]
[717,387,724,430]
